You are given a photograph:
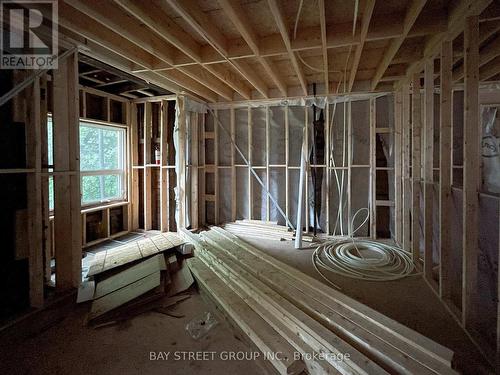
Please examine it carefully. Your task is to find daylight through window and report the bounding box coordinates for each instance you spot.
[48,118,127,209]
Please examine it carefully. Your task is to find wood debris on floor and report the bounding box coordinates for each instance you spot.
[76,232,193,327]
[86,232,185,277]
[180,227,458,375]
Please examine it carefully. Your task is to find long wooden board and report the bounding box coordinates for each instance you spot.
[94,254,166,299]
[188,258,305,375]
[207,228,455,366]
[88,233,184,276]
[184,232,387,375]
[89,271,161,320]
[201,231,455,375]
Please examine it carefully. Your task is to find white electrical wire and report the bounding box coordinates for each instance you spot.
[290,1,417,287]
[312,209,418,288]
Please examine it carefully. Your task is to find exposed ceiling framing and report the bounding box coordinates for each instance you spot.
[78,55,171,99]
[52,0,500,102]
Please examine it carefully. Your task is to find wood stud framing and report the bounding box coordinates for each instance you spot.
[439,39,453,300]
[423,59,434,283]
[394,90,403,244]
[160,101,170,232]
[462,16,480,329]
[26,78,44,307]
[5,0,500,367]
[402,84,412,253]
[53,52,82,289]
[411,73,422,264]
[143,102,153,231]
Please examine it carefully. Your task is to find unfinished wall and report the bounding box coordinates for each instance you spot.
[198,94,395,238]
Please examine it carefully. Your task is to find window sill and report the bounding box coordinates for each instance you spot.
[81,200,129,214]
[49,200,129,219]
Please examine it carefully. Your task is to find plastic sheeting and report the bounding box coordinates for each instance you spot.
[203,96,389,237]
[481,106,500,193]
[209,92,390,110]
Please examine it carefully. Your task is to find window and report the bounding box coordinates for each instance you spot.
[48,118,127,209]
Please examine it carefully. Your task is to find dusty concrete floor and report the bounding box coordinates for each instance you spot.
[0,290,266,375]
[0,232,493,374]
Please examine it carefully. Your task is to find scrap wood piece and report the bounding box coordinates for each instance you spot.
[94,254,166,299]
[91,292,167,328]
[87,243,142,276]
[77,280,95,303]
[167,262,194,297]
[162,294,191,308]
[235,220,290,232]
[88,234,182,277]
[137,237,158,257]
[241,219,279,226]
[150,234,174,251]
[154,307,185,318]
[89,271,161,321]
[162,232,184,247]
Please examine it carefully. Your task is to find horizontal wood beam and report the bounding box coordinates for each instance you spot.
[371,0,428,90]
[113,0,201,62]
[218,0,287,96]
[166,0,227,55]
[349,0,376,92]
[178,65,233,100]
[203,64,252,99]
[183,13,447,67]
[167,0,268,98]
[231,59,269,98]
[397,0,493,89]
[267,0,308,96]
[63,0,176,65]
[59,4,218,101]
[453,34,500,81]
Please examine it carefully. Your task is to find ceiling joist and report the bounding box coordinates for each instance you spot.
[371,0,428,90]
[50,0,500,101]
[267,0,308,96]
[348,0,376,92]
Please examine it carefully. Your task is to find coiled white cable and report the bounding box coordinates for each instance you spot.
[312,208,418,289]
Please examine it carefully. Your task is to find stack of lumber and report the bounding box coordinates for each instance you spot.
[180,227,457,375]
[79,232,192,326]
[223,220,315,242]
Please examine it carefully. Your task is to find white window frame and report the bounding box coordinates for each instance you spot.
[47,116,128,211]
[79,119,127,208]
